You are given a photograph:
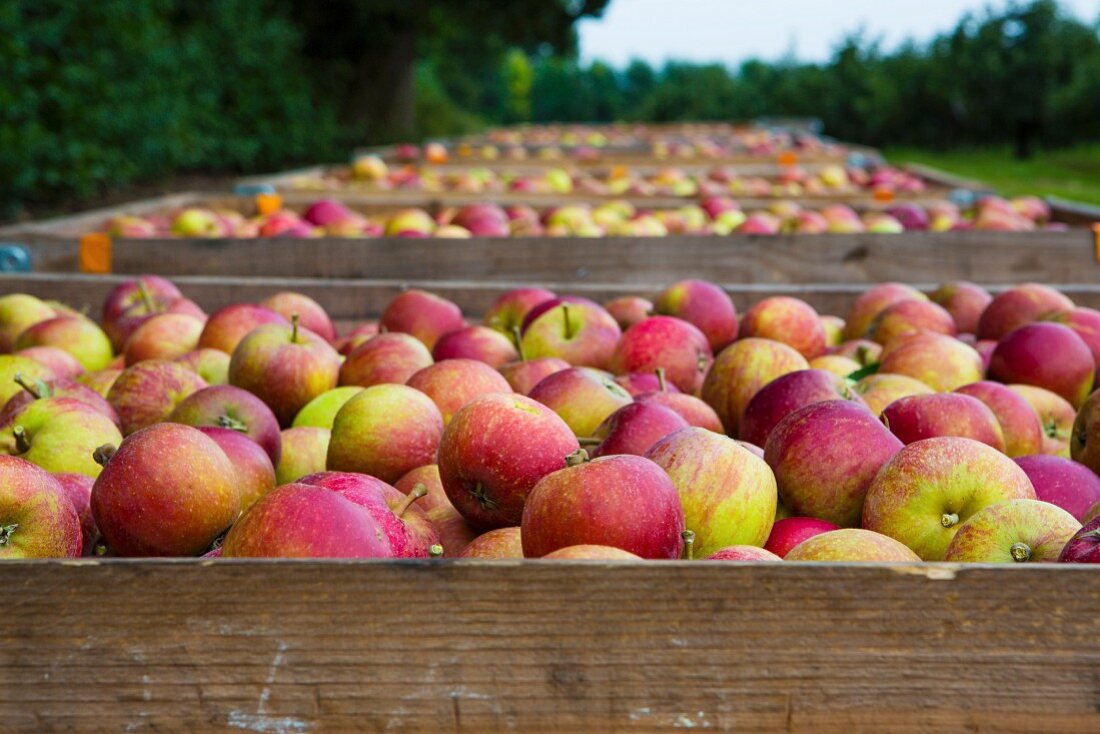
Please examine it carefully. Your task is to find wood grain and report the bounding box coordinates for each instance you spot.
[0,559,1097,732]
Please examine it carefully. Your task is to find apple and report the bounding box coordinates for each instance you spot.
[705,546,781,561]
[635,391,723,433]
[275,426,329,485]
[929,282,992,335]
[0,396,123,477]
[1010,384,1076,456]
[989,323,1095,407]
[1044,307,1100,368]
[16,346,84,379]
[498,357,570,395]
[384,208,435,237]
[878,332,982,391]
[261,292,337,343]
[541,545,641,560]
[819,315,845,347]
[882,393,1005,451]
[198,304,289,354]
[609,316,712,393]
[862,437,1036,560]
[851,373,934,416]
[380,290,464,350]
[458,527,524,559]
[1071,388,1100,473]
[228,316,341,426]
[91,423,239,556]
[739,368,866,448]
[107,359,207,435]
[521,452,684,559]
[107,295,206,353]
[647,427,776,557]
[439,392,579,528]
[765,400,902,527]
[870,299,956,346]
[808,354,861,378]
[0,456,81,558]
[327,384,443,483]
[976,283,1074,341]
[432,326,518,368]
[701,338,809,436]
[590,402,688,457]
[528,367,633,438]
[79,368,122,399]
[395,464,452,513]
[336,323,380,355]
[122,313,204,366]
[0,294,55,353]
[784,528,920,562]
[302,198,356,227]
[604,296,654,330]
[171,208,224,237]
[54,472,98,554]
[292,386,364,429]
[0,375,119,426]
[614,371,679,397]
[340,333,433,388]
[16,316,113,372]
[197,426,276,511]
[843,283,926,340]
[832,339,882,365]
[483,288,556,335]
[739,297,826,359]
[654,279,738,352]
[943,499,1080,562]
[1058,516,1100,563]
[1014,454,1100,520]
[520,299,621,370]
[168,384,282,464]
[764,516,840,558]
[954,381,1043,457]
[426,503,478,556]
[175,348,231,385]
[407,358,512,425]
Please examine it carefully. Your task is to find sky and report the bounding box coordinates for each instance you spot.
[578,0,1100,67]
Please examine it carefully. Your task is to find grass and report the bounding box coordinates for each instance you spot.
[884,144,1100,206]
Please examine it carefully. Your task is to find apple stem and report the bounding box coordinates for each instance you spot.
[511,326,526,361]
[428,544,444,558]
[1010,542,1032,562]
[562,303,574,340]
[682,530,696,560]
[0,523,17,548]
[393,483,428,517]
[290,313,300,343]
[12,425,30,454]
[576,437,602,447]
[92,444,117,468]
[696,353,708,373]
[216,415,249,433]
[13,372,47,400]
[940,512,959,528]
[136,280,156,313]
[656,367,667,392]
[564,448,590,467]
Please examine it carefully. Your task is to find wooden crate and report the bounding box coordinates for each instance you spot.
[1,558,1098,733]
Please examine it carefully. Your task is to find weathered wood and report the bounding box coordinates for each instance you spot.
[0,559,1097,733]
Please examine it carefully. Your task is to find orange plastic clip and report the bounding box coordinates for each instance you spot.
[872,187,896,203]
[1093,223,1100,263]
[777,151,798,166]
[609,164,630,180]
[256,193,283,217]
[79,232,111,273]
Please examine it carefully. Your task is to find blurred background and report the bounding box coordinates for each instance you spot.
[2,0,1098,220]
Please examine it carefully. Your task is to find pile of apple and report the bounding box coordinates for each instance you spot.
[104,193,1056,240]
[3,276,1100,564]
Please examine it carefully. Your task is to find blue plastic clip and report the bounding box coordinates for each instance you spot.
[949,188,977,208]
[0,244,31,273]
[233,183,277,197]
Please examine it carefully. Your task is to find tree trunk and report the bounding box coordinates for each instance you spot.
[342,25,417,143]
[1014,119,1035,160]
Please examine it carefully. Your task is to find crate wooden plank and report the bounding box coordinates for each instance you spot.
[0,559,1097,733]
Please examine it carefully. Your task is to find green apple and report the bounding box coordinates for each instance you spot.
[292,386,364,429]
[943,499,1080,563]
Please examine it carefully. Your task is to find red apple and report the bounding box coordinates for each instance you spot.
[197,426,276,511]
[123,313,204,366]
[739,368,866,448]
[541,544,641,560]
[785,528,920,562]
[275,426,329,485]
[498,357,570,395]
[929,281,992,335]
[169,384,282,464]
[701,338,809,436]
[590,402,688,457]
[198,304,288,354]
[878,332,982,391]
[1011,384,1076,456]
[871,299,956,345]
[407,358,512,424]
[431,326,518,368]
[610,316,712,394]
[520,299,621,370]
[107,360,207,435]
[54,472,98,555]
[16,316,114,372]
[16,347,84,379]
[881,393,1006,451]
[394,464,452,513]
[1058,516,1100,563]
[339,333,433,388]
[654,279,738,352]
[483,288,556,335]
[764,517,840,558]
[976,283,1074,341]
[1014,454,1100,521]
[843,283,926,340]
[261,292,337,343]
[0,456,82,558]
[739,297,827,359]
[458,527,524,559]
[705,546,781,561]
[604,296,654,330]
[989,322,1095,407]
[175,348,231,385]
[943,499,1080,563]
[380,289,464,350]
[955,381,1043,457]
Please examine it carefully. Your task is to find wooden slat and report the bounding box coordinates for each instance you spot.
[0,559,1097,733]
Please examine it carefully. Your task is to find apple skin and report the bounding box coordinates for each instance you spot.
[222,482,392,558]
[591,402,689,458]
[1009,384,1076,456]
[1014,454,1100,521]
[870,299,956,346]
[16,316,114,372]
[739,297,827,359]
[327,384,444,484]
[439,393,580,529]
[881,393,1006,451]
[878,332,982,391]
[765,400,903,527]
[107,360,207,435]
[17,346,84,379]
[122,313,204,366]
[808,354,860,379]
[0,455,82,558]
[785,528,921,562]
[54,472,98,555]
[175,348,231,385]
[976,283,1074,341]
[654,279,738,352]
[604,296,654,330]
[832,339,882,365]
[336,323,380,355]
[0,397,123,477]
[862,437,1036,560]
[820,315,845,348]
[229,321,341,426]
[739,368,866,448]
[498,357,570,395]
[91,423,239,557]
[169,384,282,465]
[1071,388,1100,473]
[929,281,993,335]
[521,454,685,559]
[0,356,55,405]
[705,546,782,561]
[614,372,680,397]
[339,333,434,388]
[0,376,119,426]
[198,304,289,355]
[79,368,122,399]
[275,427,329,485]
[407,359,513,424]
[483,288,556,335]
[431,326,518,368]
[458,526,524,559]
[764,517,840,558]
[292,386,364,430]
[520,299,622,370]
[102,277,182,336]
[261,292,337,343]
[702,338,809,437]
[852,373,934,416]
[108,296,206,353]
[197,426,276,511]
[1044,307,1100,369]
[541,544,642,560]
[0,294,56,353]
[380,290,464,350]
[427,503,479,556]
[610,316,712,394]
[635,391,723,433]
[955,381,1043,457]
[843,283,927,340]
[527,367,633,438]
[989,323,1095,408]
[1057,516,1100,563]
[943,499,1080,563]
[647,426,776,557]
